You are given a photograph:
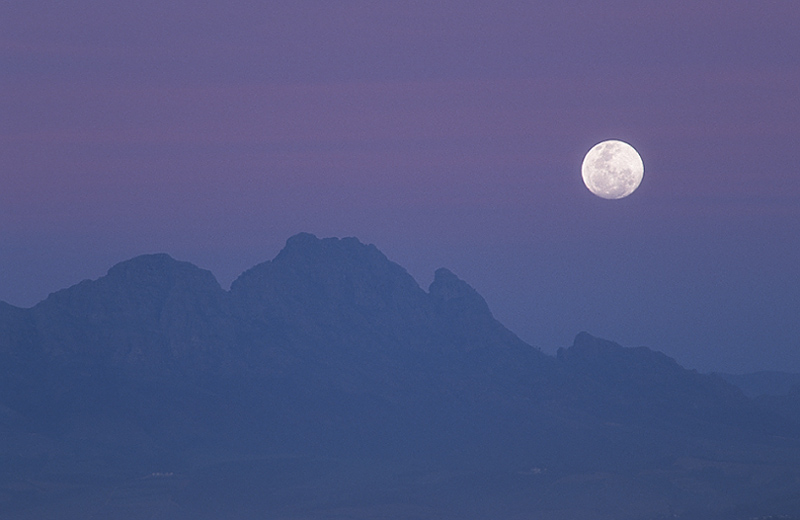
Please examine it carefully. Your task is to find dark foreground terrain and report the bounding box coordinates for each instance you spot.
[2,234,800,519]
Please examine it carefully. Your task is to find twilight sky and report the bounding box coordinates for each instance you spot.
[2,1,799,373]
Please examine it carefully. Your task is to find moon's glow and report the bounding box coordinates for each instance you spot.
[581,140,644,199]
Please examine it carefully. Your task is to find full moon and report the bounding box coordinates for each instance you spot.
[581,140,644,199]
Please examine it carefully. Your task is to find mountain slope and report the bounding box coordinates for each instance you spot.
[0,233,799,519]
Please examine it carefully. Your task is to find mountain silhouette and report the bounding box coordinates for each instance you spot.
[1,233,799,519]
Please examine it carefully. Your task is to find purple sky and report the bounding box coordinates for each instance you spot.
[2,1,799,373]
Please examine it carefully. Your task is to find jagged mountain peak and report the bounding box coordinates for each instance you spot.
[557,331,624,361]
[270,233,386,268]
[37,253,222,311]
[556,332,693,386]
[23,253,230,372]
[107,252,186,275]
[558,331,683,372]
[104,253,222,291]
[230,233,427,314]
[429,267,491,315]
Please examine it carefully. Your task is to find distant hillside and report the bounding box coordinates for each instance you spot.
[717,371,800,398]
[1,233,799,520]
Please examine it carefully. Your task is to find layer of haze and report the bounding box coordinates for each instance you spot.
[2,1,799,373]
